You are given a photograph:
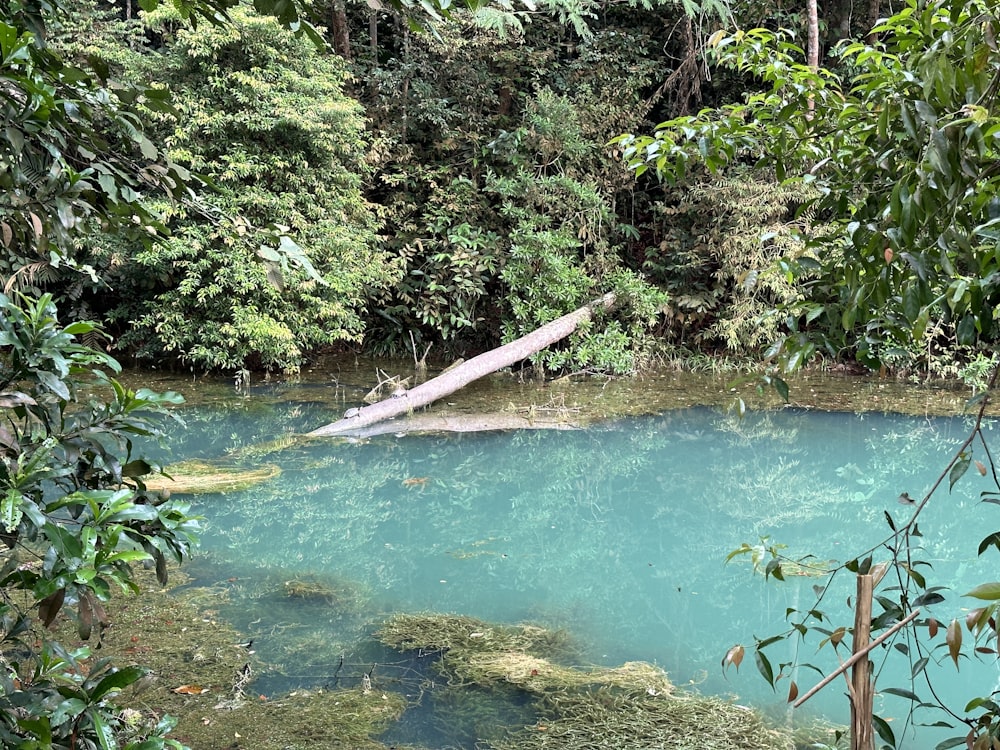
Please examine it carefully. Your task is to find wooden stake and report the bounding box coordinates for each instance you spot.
[793,608,919,708]
[852,574,874,750]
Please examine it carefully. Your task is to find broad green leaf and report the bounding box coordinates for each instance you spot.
[91,666,148,701]
[949,454,971,491]
[872,714,895,747]
[964,582,1000,600]
[882,687,921,701]
[754,648,774,688]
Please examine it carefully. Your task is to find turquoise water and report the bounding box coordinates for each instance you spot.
[161,390,1000,747]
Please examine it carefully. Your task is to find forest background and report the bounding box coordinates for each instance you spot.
[4,0,1000,747]
[10,0,997,385]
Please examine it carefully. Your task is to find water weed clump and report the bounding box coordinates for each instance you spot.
[495,689,793,750]
[46,567,408,750]
[377,613,792,750]
[145,459,281,494]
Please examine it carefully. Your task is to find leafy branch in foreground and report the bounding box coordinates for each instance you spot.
[0,293,200,748]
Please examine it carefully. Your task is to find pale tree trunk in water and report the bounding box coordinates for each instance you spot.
[308,293,617,437]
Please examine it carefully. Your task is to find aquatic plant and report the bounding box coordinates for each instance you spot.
[377,612,792,750]
[145,459,282,495]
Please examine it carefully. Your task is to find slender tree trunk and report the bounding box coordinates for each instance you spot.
[401,27,410,140]
[851,575,875,750]
[369,11,378,61]
[807,0,819,70]
[867,0,881,44]
[331,0,351,60]
[807,0,819,116]
[308,293,617,437]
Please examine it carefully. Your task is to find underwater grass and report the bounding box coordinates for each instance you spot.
[495,689,793,750]
[41,567,409,750]
[376,613,793,750]
[145,459,281,494]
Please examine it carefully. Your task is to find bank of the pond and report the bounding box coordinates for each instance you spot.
[122,355,994,426]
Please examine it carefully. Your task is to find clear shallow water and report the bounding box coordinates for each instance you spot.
[159,393,1000,747]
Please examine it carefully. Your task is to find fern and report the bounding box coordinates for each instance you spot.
[471,6,525,38]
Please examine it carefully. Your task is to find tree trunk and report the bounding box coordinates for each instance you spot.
[307,292,617,438]
[867,0,881,44]
[807,0,819,70]
[807,0,819,116]
[851,574,875,750]
[331,0,351,60]
[322,412,582,439]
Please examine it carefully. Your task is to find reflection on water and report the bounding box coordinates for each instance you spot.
[159,394,1000,747]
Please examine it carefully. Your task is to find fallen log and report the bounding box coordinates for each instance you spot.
[312,412,581,439]
[307,292,617,438]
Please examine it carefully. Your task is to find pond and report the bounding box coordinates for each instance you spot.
[147,363,1000,748]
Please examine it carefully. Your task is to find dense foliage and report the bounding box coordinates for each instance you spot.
[619,0,1000,376]
[95,6,398,371]
[0,294,200,747]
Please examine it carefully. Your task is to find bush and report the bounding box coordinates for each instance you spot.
[0,293,199,748]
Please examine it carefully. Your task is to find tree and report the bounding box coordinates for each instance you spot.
[616,0,1000,376]
[0,293,200,748]
[90,5,399,372]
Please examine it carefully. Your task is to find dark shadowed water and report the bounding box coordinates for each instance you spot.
[153,373,1000,748]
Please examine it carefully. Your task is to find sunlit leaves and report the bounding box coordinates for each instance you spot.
[964,583,1000,601]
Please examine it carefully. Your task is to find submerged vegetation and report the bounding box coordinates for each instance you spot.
[145,460,282,494]
[375,613,792,750]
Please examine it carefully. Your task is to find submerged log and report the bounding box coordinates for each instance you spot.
[307,292,616,438]
[312,412,581,439]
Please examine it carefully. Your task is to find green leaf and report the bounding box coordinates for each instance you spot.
[964,582,1000,600]
[771,376,789,402]
[882,687,920,701]
[977,532,1000,556]
[91,666,148,701]
[949,454,971,491]
[872,714,895,746]
[754,648,774,688]
[36,370,70,400]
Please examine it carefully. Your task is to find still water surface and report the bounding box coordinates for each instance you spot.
[158,377,1000,747]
